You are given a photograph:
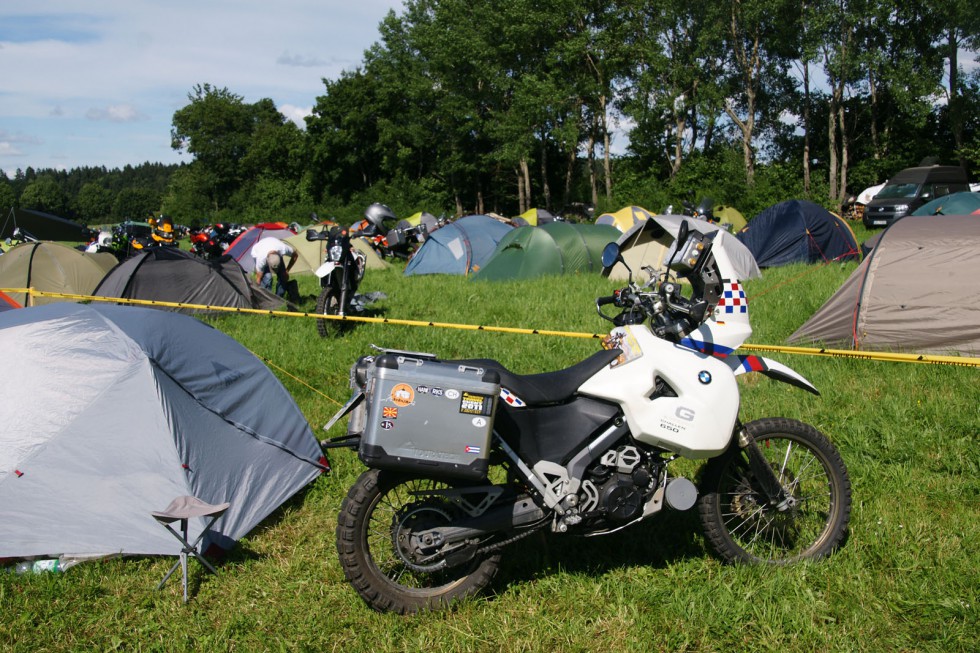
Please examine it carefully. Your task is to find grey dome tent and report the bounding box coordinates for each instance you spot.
[94,247,285,313]
[0,303,327,560]
[788,215,980,356]
[404,215,513,276]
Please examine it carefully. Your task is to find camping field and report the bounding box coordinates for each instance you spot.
[2,234,978,652]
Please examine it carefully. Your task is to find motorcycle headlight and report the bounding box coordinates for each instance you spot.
[329,244,343,261]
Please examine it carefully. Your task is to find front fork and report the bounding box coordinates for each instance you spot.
[736,424,798,512]
[323,267,351,317]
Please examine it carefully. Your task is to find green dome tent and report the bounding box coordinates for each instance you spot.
[0,241,117,306]
[911,191,980,216]
[472,222,620,281]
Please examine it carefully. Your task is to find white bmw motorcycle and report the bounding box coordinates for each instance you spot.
[326,220,852,614]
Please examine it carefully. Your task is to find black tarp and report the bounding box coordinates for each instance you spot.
[1,208,88,242]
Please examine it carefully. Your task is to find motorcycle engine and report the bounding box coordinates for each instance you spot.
[580,446,659,524]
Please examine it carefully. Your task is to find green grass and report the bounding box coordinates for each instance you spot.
[3,245,979,652]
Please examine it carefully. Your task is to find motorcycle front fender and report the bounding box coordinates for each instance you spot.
[315,261,338,279]
[724,355,820,396]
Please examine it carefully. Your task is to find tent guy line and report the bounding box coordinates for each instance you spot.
[6,288,980,369]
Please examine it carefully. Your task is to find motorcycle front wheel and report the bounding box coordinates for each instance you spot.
[315,286,347,338]
[336,469,502,614]
[698,418,851,564]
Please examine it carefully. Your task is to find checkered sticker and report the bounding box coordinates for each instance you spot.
[500,388,526,408]
[718,282,748,313]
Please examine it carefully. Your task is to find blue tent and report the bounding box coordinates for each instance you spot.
[404,215,513,276]
[736,200,860,267]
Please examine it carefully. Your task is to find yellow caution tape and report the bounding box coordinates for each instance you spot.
[8,288,980,368]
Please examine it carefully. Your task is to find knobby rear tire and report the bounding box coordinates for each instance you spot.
[336,469,502,614]
[698,417,851,564]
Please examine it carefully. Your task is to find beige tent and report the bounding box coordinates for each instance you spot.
[284,233,389,275]
[605,214,761,281]
[0,242,115,306]
[788,215,980,356]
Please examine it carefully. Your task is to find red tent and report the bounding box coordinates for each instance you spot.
[225,223,296,272]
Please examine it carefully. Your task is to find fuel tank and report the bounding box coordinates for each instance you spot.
[577,325,739,458]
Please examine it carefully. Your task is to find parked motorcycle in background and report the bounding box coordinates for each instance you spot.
[384,212,446,260]
[350,203,400,259]
[306,224,367,337]
[189,223,237,260]
[324,219,852,614]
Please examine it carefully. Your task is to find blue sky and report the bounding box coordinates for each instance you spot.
[0,1,403,176]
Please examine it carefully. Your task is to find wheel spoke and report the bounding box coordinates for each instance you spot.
[700,420,850,565]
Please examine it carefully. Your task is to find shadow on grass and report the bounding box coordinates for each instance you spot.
[487,506,710,597]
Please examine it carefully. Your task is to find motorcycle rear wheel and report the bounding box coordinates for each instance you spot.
[336,469,502,614]
[315,287,347,338]
[698,417,851,564]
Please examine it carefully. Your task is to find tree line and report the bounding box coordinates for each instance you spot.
[3,0,977,228]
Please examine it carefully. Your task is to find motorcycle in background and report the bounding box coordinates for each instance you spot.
[384,213,446,260]
[306,225,367,337]
[324,219,852,614]
[189,223,236,260]
[350,203,400,259]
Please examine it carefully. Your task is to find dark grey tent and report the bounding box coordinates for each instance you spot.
[94,247,285,313]
[0,303,327,559]
[1,207,88,242]
[788,215,980,356]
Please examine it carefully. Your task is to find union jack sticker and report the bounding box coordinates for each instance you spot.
[500,387,526,408]
[718,282,748,314]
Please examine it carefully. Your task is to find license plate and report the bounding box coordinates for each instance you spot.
[872,220,886,226]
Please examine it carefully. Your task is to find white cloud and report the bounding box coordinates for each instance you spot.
[85,105,147,123]
[0,142,25,157]
[0,1,404,171]
[279,104,313,127]
[277,51,329,68]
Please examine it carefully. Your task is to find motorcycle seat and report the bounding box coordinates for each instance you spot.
[451,348,622,407]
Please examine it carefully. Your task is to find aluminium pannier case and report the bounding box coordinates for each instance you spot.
[359,353,500,480]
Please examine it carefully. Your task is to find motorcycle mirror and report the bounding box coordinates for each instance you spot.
[665,220,689,273]
[305,228,321,242]
[601,242,623,269]
[677,220,690,247]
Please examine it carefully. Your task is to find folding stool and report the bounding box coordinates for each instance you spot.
[151,495,230,603]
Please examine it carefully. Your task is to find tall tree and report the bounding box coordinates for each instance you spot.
[719,0,797,187]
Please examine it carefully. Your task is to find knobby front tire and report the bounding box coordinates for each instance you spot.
[698,418,851,564]
[314,286,344,338]
[336,469,501,614]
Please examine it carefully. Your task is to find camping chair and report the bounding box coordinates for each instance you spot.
[151,495,230,603]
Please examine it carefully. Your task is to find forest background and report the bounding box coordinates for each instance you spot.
[1,0,977,228]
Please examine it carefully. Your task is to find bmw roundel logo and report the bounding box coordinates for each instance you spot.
[698,371,712,384]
